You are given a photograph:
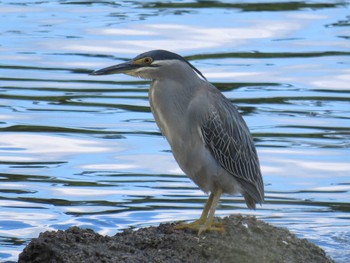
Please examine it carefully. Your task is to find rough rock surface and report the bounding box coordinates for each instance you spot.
[18,215,334,263]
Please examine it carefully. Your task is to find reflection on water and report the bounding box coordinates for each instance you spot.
[1,1,350,262]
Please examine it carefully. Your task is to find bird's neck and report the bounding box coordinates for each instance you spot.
[150,78,199,113]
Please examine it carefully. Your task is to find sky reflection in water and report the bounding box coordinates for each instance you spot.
[0,1,349,262]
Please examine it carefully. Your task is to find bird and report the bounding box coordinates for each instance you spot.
[90,50,264,234]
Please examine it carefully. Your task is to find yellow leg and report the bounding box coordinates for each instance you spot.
[175,193,214,229]
[175,189,224,235]
[198,188,223,235]
[196,192,215,224]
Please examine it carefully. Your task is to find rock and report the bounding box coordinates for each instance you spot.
[18,215,334,263]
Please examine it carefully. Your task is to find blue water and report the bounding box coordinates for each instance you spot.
[1,1,349,262]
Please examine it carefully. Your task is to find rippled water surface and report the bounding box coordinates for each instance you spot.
[1,1,350,262]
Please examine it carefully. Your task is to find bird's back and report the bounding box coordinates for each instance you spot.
[185,82,264,208]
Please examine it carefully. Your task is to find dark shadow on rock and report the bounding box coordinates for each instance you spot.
[18,215,334,263]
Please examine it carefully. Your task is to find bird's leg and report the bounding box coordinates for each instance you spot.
[175,193,214,229]
[194,192,215,225]
[175,189,225,234]
[198,188,224,235]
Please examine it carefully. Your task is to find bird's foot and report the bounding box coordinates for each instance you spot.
[174,219,205,230]
[197,222,225,235]
[175,220,225,235]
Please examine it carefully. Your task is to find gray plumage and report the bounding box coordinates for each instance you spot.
[91,50,264,233]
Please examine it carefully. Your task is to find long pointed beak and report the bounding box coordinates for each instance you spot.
[89,61,138,76]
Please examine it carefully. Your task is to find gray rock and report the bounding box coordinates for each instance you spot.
[18,215,334,263]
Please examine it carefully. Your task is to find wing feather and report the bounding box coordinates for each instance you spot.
[200,92,264,204]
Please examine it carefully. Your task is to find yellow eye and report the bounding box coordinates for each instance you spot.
[143,57,153,65]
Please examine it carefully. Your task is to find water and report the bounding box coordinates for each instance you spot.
[1,0,349,262]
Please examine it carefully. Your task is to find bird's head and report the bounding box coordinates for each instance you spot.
[90,49,206,81]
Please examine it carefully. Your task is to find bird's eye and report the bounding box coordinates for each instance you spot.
[143,57,153,65]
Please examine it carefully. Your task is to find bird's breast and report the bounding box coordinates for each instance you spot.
[149,80,190,146]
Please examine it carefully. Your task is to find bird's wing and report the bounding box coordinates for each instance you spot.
[199,90,264,203]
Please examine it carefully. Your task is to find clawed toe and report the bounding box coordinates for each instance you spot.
[175,190,225,235]
[175,220,225,235]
